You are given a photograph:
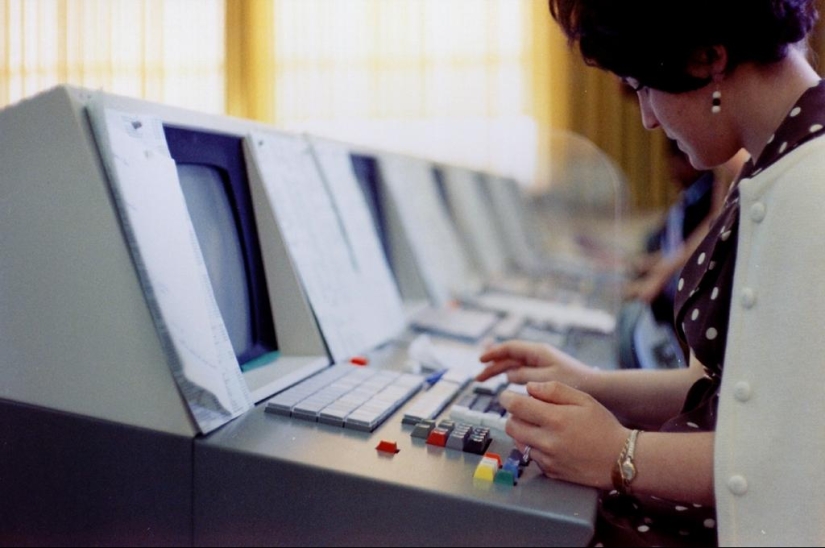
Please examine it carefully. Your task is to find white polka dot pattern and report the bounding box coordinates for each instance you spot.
[636,80,825,548]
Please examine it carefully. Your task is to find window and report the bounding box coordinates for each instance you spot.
[0,0,224,113]
[271,0,536,181]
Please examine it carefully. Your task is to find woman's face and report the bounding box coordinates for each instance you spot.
[625,78,740,170]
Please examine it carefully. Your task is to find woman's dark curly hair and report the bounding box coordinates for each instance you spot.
[549,0,819,93]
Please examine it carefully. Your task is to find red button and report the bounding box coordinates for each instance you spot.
[426,428,449,447]
[350,356,369,366]
[376,440,400,454]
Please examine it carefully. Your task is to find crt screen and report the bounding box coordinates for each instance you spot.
[177,163,254,362]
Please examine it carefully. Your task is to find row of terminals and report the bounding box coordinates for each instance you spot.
[0,86,680,546]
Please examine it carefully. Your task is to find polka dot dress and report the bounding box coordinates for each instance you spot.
[592,79,825,548]
[672,78,825,433]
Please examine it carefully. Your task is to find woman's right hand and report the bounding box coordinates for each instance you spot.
[476,340,596,391]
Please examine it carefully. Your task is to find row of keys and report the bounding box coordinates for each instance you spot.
[402,379,463,425]
[447,376,527,434]
[409,306,501,342]
[410,418,492,455]
[471,373,510,395]
[449,392,508,432]
[265,364,424,432]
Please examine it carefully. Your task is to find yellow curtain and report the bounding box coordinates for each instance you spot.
[0,0,665,205]
[252,0,544,185]
[525,0,667,210]
[563,52,670,211]
[225,0,274,122]
[0,0,225,113]
[527,0,571,190]
[7,0,825,210]
[225,0,665,204]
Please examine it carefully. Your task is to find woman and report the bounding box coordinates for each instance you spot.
[477,1,825,545]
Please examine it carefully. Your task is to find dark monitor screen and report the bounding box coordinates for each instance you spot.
[164,126,277,371]
[431,165,461,232]
[350,153,393,270]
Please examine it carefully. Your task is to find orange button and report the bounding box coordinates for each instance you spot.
[483,452,502,468]
[350,356,369,366]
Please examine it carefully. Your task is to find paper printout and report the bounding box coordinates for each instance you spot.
[376,154,477,306]
[86,103,252,434]
[247,131,406,362]
[306,137,407,341]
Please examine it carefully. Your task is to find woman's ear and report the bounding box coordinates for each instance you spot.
[688,45,729,81]
[707,45,729,81]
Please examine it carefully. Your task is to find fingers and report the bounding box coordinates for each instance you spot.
[502,411,542,451]
[501,411,558,479]
[498,384,596,482]
[505,365,559,385]
[476,340,559,382]
[479,340,549,367]
[498,381,623,488]
[526,380,592,406]
[474,357,524,382]
[499,382,591,426]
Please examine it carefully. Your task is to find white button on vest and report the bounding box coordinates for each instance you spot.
[733,381,752,402]
[728,475,749,496]
[740,287,756,308]
[750,202,766,222]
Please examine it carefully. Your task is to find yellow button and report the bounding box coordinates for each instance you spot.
[473,461,497,482]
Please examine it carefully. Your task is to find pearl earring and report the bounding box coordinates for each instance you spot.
[712,90,722,114]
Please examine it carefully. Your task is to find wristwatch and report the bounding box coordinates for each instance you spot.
[612,429,640,494]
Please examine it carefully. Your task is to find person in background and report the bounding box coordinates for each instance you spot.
[477,1,825,545]
[625,140,747,325]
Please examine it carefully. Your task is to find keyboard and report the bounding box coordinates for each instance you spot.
[448,373,521,433]
[409,306,501,341]
[265,363,425,432]
[400,374,520,458]
[472,292,616,334]
[401,368,474,425]
[264,363,477,433]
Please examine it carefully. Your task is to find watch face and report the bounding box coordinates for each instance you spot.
[621,460,636,482]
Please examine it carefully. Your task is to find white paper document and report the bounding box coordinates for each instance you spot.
[407,334,484,378]
[86,103,253,434]
[473,292,616,334]
[377,154,479,306]
[247,131,406,363]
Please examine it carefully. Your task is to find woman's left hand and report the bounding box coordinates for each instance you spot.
[498,381,629,490]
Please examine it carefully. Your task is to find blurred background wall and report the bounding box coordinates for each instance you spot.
[3,0,825,211]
